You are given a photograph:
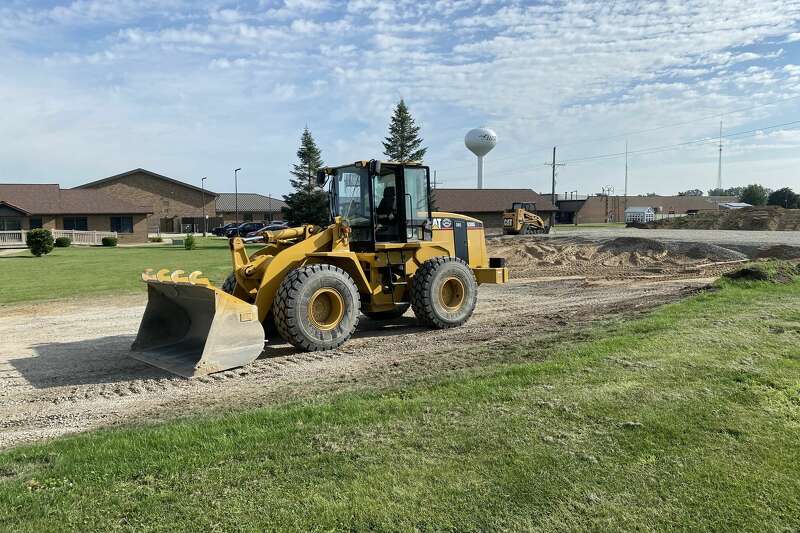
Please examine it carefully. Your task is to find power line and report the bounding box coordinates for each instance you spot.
[435,93,800,173]
[438,118,800,188]
[558,118,800,164]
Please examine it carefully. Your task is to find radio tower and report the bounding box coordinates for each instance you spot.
[716,120,723,190]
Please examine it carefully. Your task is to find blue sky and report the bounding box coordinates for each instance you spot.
[1,0,800,197]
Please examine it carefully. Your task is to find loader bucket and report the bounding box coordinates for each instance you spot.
[131,270,264,378]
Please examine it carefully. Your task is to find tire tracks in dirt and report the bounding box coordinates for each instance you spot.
[0,277,711,449]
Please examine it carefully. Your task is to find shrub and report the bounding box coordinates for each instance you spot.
[149,236,163,243]
[101,237,118,247]
[26,228,54,257]
[54,237,72,248]
[184,234,196,250]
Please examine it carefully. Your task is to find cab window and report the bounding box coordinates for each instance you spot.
[334,166,371,241]
[373,169,399,241]
[403,167,430,241]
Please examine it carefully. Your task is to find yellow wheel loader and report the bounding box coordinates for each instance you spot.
[502,202,551,235]
[132,160,509,377]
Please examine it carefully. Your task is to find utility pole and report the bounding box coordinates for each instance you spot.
[544,146,565,227]
[201,176,207,236]
[234,168,242,225]
[716,120,723,191]
[433,170,437,189]
[624,140,629,222]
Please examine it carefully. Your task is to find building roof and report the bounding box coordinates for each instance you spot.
[215,193,287,212]
[433,188,558,213]
[585,195,738,212]
[720,202,751,209]
[625,206,655,213]
[0,184,152,215]
[75,168,218,196]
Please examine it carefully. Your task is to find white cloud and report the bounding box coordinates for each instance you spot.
[1,0,800,195]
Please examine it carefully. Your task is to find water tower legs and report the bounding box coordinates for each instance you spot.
[477,155,484,189]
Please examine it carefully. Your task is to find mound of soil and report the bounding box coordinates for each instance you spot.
[487,236,746,278]
[723,261,800,283]
[755,245,800,260]
[648,206,800,231]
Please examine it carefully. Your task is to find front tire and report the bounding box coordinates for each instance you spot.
[411,257,478,329]
[273,265,360,351]
[222,272,277,337]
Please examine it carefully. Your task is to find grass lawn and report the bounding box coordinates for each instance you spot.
[1,274,799,530]
[0,238,258,304]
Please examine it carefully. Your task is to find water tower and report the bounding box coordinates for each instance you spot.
[465,127,497,189]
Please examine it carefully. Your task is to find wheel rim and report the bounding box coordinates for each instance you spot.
[439,277,466,311]
[308,288,345,330]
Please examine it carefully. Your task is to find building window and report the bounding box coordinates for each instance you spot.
[0,217,22,231]
[63,217,88,231]
[110,216,134,233]
[29,217,42,229]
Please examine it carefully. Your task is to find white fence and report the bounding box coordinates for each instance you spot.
[0,229,118,248]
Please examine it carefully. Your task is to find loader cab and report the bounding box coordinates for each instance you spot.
[328,160,432,251]
[512,202,536,212]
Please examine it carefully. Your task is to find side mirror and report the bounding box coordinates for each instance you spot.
[316,169,327,187]
[368,159,381,175]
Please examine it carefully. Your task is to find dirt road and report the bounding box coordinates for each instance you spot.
[0,276,709,449]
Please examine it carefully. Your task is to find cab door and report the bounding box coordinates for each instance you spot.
[401,166,432,242]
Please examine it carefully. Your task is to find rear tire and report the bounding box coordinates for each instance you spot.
[363,303,410,320]
[273,264,360,351]
[411,257,477,329]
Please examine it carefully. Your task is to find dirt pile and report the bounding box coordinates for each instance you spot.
[723,261,800,283]
[487,236,746,277]
[648,206,800,231]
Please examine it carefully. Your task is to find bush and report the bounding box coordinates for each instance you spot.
[26,228,54,257]
[148,236,163,243]
[101,237,118,247]
[184,234,196,250]
[54,237,72,248]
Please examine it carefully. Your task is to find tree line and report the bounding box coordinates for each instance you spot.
[675,185,800,208]
[281,99,427,226]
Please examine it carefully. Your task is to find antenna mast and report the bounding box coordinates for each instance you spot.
[716,120,723,190]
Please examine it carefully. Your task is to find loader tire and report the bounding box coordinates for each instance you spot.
[222,272,277,337]
[363,303,410,320]
[273,264,360,351]
[411,257,477,329]
[221,272,237,294]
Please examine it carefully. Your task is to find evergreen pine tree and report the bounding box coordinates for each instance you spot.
[382,99,427,162]
[282,127,330,227]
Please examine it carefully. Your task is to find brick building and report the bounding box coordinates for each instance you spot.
[76,168,218,233]
[0,184,152,242]
[557,195,740,224]
[433,188,558,229]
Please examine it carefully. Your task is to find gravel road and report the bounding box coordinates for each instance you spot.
[0,276,709,449]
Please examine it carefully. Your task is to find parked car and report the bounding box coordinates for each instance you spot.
[225,222,266,238]
[242,221,290,243]
[245,221,289,237]
[212,223,239,237]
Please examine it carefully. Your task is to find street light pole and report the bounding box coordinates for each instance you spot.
[201,176,207,237]
[234,168,242,225]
